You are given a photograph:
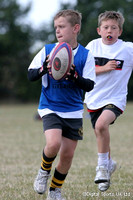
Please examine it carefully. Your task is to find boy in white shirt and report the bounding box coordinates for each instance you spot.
[84,10,133,192]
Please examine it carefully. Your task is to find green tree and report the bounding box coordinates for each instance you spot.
[0,0,40,101]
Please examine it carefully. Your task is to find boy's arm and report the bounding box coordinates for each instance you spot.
[96,60,117,75]
[86,41,117,75]
[28,56,49,81]
[74,76,94,92]
[66,65,94,92]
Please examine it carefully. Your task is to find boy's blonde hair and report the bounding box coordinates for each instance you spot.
[54,9,82,28]
[98,11,125,30]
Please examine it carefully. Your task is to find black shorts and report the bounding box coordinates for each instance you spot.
[89,104,122,129]
[42,113,83,140]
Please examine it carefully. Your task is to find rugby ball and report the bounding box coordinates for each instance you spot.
[49,42,74,80]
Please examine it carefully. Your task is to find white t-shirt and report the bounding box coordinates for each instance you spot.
[84,38,133,111]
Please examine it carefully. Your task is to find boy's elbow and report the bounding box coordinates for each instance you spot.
[27,70,35,81]
[86,80,95,92]
[27,69,40,81]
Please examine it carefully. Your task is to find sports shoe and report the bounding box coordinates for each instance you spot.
[98,160,117,192]
[34,169,50,194]
[46,188,66,200]
[98,181,110,192]
[94,166,109,184]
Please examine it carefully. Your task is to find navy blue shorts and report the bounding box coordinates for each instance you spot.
[89,104,122,129]
[42,113,83,140]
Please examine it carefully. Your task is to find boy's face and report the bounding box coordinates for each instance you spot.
[97,19,122,45]
[54,16,79,46]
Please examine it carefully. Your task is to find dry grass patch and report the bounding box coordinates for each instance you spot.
[0,103,133,200]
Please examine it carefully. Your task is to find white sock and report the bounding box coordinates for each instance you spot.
[108,157,113,171]
[98,152,109,169]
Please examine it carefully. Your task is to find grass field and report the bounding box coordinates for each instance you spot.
[0,103,133,200]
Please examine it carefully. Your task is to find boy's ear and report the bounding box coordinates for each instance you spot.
[97,27,101,36]
[119,29,123,36]
[73,24,80,33]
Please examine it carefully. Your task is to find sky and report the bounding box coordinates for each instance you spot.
[17,0,77,28]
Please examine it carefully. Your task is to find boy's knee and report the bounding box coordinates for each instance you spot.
[62,150,75,162]
[46,141,61,154]
[95,121,107,135]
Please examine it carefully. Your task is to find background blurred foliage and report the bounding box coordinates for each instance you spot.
[0,0,133,102]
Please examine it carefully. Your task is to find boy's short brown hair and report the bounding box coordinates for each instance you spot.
[54,9,82,27]
[98,11,125,30]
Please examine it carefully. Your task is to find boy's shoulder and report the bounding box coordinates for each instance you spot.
[86,38,101,48]
[119,40,133,54]
[91,38,101,43]
[87,38,133,49]
[45,43,57,55]
[124,41,133,48]
[78,43,89,52]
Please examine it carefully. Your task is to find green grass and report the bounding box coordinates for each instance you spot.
[0,103,133,200]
